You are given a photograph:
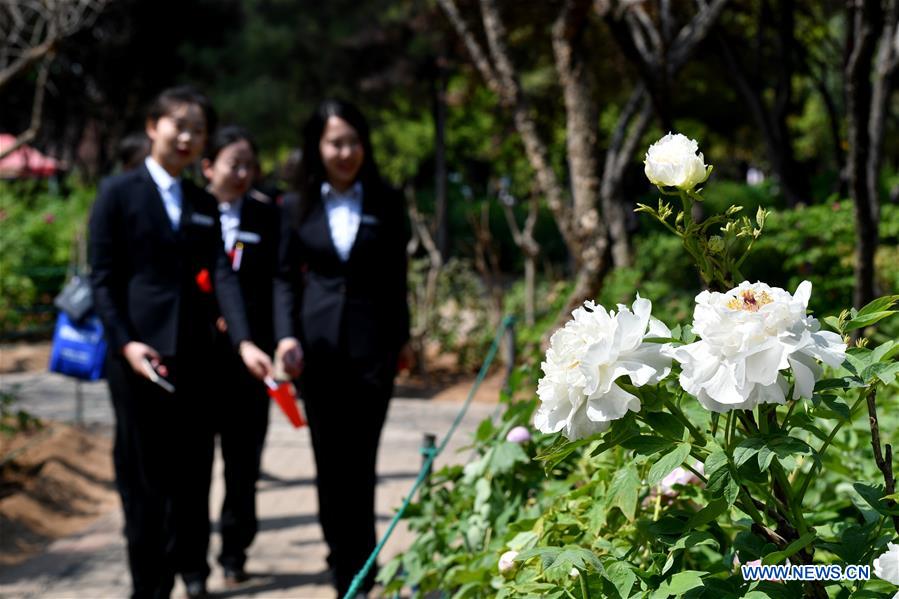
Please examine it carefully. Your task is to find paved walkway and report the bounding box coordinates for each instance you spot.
[0,372,498,598]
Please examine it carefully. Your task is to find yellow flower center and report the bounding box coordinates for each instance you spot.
[727,289,773,312]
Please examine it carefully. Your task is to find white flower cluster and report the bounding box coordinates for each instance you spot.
[670,281,846,413]
[535,297,672,440]
[534,281,847,438]
[534,134,849,439]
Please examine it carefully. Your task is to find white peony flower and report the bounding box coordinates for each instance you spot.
[875,543,899,585]
[644,133,710,191]
[669,281,846,413]
[535,296,672,440]
[498,550,519,573]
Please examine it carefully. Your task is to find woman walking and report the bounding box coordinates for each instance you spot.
[274,99,411,597]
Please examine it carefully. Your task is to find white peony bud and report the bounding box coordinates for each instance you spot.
[498,550,519,573]
[644,133,710,191]
[506,426,532,444]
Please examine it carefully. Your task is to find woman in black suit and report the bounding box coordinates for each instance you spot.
[179,125,280,589]
[274,99,411,597]
[89,86,272,599]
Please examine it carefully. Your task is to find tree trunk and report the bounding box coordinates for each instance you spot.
[432,51,450,260]
[845,0,887,309]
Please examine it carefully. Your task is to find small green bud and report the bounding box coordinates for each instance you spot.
[708,236,725,253]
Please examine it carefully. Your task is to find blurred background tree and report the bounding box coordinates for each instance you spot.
[1,0,897,358]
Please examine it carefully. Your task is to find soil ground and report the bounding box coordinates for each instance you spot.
[0,423,117,566]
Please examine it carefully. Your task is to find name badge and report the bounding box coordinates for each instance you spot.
[190,213,215,227]
[236,230,261,244]
[360,214,379,225]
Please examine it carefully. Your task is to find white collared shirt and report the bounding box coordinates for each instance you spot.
[144,157,182,231]
[218,198,243,252]
[322,182,363,262]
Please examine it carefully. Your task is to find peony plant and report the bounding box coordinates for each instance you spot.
[382,134,899,599]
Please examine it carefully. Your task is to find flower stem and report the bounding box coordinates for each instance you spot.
[724,412,734,450]
[782,399,798,431]
[579,569,590,599]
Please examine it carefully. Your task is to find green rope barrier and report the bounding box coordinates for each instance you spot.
[343,315,516,599]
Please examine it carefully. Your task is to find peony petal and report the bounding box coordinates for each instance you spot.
[744,346,784,386]
[788,353,821,399]
[586,384,640,422]
[793,280,812,310]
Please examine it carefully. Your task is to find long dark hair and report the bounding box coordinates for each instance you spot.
[295,99,383,221]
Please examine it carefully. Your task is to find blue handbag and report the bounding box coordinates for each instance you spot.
[48,312,107,380]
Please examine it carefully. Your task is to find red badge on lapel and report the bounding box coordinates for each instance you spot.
[195,268,213,293]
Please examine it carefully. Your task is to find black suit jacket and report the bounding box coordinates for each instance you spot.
[89,164,250,356]
[218,193,280,355]
[274,183,410,362]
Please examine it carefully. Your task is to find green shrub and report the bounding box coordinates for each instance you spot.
[0,182,95,337]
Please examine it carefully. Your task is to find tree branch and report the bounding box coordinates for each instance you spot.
[866,386,899,535]
[0,54,52,162]
[435,0,502,97]
[0,37,55,92]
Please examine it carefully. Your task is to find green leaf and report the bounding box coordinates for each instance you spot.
[487,442,529,474]
[734,437,765,467]
[705,450,739,504]
[670,531,720,552]
[536,435,592,470]
[474,418,495,443]
[845,310,899,331]
[590,417,641,457]
[853,482,899,516]
[375,556,402,584]
[813,394,851,420]
[543,546,603,583]
[823,315,842,332]
[643,411,686,440]
[507,531,539,552]
[685,498,728,529]
[874,362,899,386]
[648,443,693,487]
[871,339,899,363]
[667,570,705,594]
[602,560,636,599]
[621,434,676,456]
[855,295,899,318]
[607,464,641,521]
[761,531,817,565]
[517,546,563,570]
[814,377,859,392]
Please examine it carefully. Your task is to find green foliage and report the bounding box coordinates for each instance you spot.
[0,182,94,336]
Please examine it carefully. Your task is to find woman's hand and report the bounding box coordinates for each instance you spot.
[275,337,304,380]
[123,341,167,378]
[239,340,273,381]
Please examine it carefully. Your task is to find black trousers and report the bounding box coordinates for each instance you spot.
[215,336,270,572]
[177,335,270,583]
[301,350,394,597]
[107,349,214,599]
